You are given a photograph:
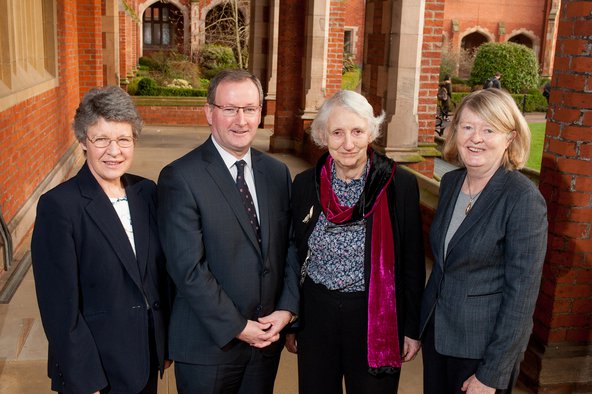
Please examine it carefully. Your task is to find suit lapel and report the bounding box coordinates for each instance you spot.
[78,164,143,290]
[203,139,262,255]
[125,177,149,278]
[445,167,508,261]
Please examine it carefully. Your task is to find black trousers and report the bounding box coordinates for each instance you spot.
[174,348,281,394]
[422,316,521,394]
[296,278,400,394]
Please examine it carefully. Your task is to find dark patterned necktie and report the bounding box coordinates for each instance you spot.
[235,160,261,245]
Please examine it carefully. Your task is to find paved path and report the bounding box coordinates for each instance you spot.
[0,125,533,393]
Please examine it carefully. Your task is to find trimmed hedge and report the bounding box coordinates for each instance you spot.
[469,42,539,94]
[135,77,207,97]
[450,91,548,113]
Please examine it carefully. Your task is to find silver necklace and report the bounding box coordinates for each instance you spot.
[465,176,482,215]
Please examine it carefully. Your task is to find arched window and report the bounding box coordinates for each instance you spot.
[508,34,533,48]
[143,3,183,52]
[461,32,489,53]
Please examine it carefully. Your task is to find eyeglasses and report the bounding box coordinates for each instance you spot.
[86,136,135,148]
[210,104,262,117]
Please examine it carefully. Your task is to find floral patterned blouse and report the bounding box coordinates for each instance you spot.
[306,163,367,292]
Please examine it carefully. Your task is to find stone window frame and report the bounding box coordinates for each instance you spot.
[0,0,58,112]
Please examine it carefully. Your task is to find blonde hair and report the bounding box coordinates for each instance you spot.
[443,89,531,170]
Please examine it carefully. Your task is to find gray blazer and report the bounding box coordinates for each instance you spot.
[157,137,299,364]
[420,166,547,388]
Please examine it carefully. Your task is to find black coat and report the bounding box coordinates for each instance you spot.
[32,163,170,394]
[290,151,425,344]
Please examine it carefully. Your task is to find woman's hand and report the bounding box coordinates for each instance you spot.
[461,374,495,394]
[401,336,421,362]
[285,333,298,353]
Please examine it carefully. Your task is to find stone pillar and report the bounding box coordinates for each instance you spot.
[363,0,441,176]
[522,1,592,392]
[249,0,280,128]
[102,0,120,85]
[541,0,560,77]
[190,0,200,61]
[301,0,332,121]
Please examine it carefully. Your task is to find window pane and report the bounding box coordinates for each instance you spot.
[145,8,152,21]
[153,7,159,21]
[163,24,170,46]
[153,24,161,45]
[162,7,169,21]
[143,23,152,44]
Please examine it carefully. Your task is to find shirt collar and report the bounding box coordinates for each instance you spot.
[211,135,253,170]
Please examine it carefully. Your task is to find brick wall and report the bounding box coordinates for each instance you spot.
[326,1,345,96]
[77,0,104,97]
[0,0,97,240]
[271,0,305,150]
[343,0,365,65]
[407,0,443,177]
[135,105,208,125]
[525,0,592,391]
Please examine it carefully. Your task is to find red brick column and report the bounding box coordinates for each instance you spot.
[270,0,305,153]
[325,1,345,97]
[408,0,443,177]
[523,1,592,392]
[77,0,103,95]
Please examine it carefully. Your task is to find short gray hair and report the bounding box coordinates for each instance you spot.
[73,86,142,142]
[310,90,384,147]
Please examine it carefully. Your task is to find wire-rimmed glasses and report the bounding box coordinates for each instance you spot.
[86,136,135,148]
[210,103,262,117]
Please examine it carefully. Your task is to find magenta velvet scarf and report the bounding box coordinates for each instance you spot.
[319,151,402,372]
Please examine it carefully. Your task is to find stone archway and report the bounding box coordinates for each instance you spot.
[138,0,190,56]
[507,28,541,60]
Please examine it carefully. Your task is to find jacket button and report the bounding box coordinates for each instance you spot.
[262,269,270,275]
[152,301,160,310]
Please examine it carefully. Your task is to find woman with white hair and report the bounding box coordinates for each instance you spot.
[285,90,425,394]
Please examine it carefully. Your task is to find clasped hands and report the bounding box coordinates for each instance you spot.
[236,310,293,348]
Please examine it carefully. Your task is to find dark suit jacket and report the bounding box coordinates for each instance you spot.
[31,163,169,394]
[420,167,548,388]
[291,156,425,344]
[157,137,299,364]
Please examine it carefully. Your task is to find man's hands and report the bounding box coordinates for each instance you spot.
[236,310,293,348]
[461,374,496,394]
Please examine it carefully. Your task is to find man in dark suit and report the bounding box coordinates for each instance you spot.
[157,69,299,393]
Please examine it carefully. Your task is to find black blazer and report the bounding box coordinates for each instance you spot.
[420,167,547,388]
[31,163,169,394]
[157,137,300,364]
[291,156,425,344]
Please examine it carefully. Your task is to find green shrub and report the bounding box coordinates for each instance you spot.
[198,44,238,80]
[512,91,548,112]
[449,92,547,113]
[133,77,206,97]
[469,42,539,94]
[139,56,159,70]
[342,67,361,91]
[127,76,143,95]
[137,77,158,96]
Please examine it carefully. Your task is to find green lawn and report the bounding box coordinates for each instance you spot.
[526,122,545,171]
